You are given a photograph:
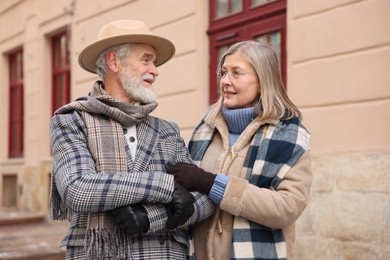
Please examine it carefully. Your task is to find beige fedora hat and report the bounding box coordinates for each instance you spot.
[78,20,175,73]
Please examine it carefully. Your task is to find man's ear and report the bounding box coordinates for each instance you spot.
[106,51,119,73]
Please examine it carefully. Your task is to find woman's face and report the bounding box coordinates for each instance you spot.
[220,52,260,109]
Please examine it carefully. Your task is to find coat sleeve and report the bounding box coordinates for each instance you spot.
[143,191,215,232]
[50,112,175,213]
[219,151,312,229]
[142,121,215,232]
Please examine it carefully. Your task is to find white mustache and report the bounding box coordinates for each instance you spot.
[142,74,155,84]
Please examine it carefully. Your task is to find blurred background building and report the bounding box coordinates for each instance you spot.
[0,0,389,259]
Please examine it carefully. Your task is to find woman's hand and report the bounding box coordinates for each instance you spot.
[166,163,216,194]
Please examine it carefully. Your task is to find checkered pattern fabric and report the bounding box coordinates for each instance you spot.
[188,116,310,259]
[50,82,215,259]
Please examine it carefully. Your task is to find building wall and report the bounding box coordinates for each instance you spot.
[0,0,75,211]
[0,0,210,211]
[72,0,210,141]
[0,0,388,258]
[288,0,390,259]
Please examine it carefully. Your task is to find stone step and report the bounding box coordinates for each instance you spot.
[0,210,67,259]
[0,210,46,226]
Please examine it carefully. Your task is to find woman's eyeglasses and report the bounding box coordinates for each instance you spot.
[218,69,254,80]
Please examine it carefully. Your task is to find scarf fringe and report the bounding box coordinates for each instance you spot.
[86,228,133,259]
[50,81,158,255]
[49,172,71,221]
[49,193,70,221]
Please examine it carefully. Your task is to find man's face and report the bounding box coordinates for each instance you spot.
[119,44,159,104]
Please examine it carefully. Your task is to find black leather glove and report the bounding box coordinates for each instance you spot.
[166,182,194,230]
[111,204,149,236]
[166,162,216,194]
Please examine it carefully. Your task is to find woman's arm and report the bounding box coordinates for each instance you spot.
[220,151,312,228]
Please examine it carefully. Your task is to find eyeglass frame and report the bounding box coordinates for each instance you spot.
[217,69,256,80]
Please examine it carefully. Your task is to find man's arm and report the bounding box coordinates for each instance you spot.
[142,191,215,232]
[141,121,215,232]
[50,111,175,213]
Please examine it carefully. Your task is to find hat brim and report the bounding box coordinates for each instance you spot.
[78,34,175,73]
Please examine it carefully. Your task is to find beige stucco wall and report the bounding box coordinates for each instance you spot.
[0,0,389,258]
[288,0,390,259]
[0,0,210,211]
[0,0,75,211]
[72,0,210,141]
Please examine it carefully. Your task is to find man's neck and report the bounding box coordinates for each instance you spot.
[103,78,134,103]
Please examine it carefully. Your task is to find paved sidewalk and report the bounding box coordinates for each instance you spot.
[0,210,67,260]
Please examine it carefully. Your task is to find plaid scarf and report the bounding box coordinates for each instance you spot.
[50,81,157,258]
[188,112,310,259]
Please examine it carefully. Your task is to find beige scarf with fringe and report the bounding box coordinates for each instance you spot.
[50,81,157,259]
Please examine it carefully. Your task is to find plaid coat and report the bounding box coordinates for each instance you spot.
[50,109,214,259]
[188,112,312,260]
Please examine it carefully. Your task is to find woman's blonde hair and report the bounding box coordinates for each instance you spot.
[208,35,301,122]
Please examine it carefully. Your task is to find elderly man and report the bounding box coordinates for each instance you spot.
[50,20,214,259]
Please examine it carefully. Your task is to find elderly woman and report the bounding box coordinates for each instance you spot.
[167,36,312,260]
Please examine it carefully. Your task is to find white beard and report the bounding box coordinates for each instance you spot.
[119,68,157,104]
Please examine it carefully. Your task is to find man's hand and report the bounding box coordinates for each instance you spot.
[166,182,194,229]
[166,163,216,194]
[111,204,149,235]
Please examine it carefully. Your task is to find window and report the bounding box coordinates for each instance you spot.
[208,0,286,103]
[8,49,24,158]
[251,0,278,8]
[52,30,71,114]
[215,0,243,18]
[2,174,17,208]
